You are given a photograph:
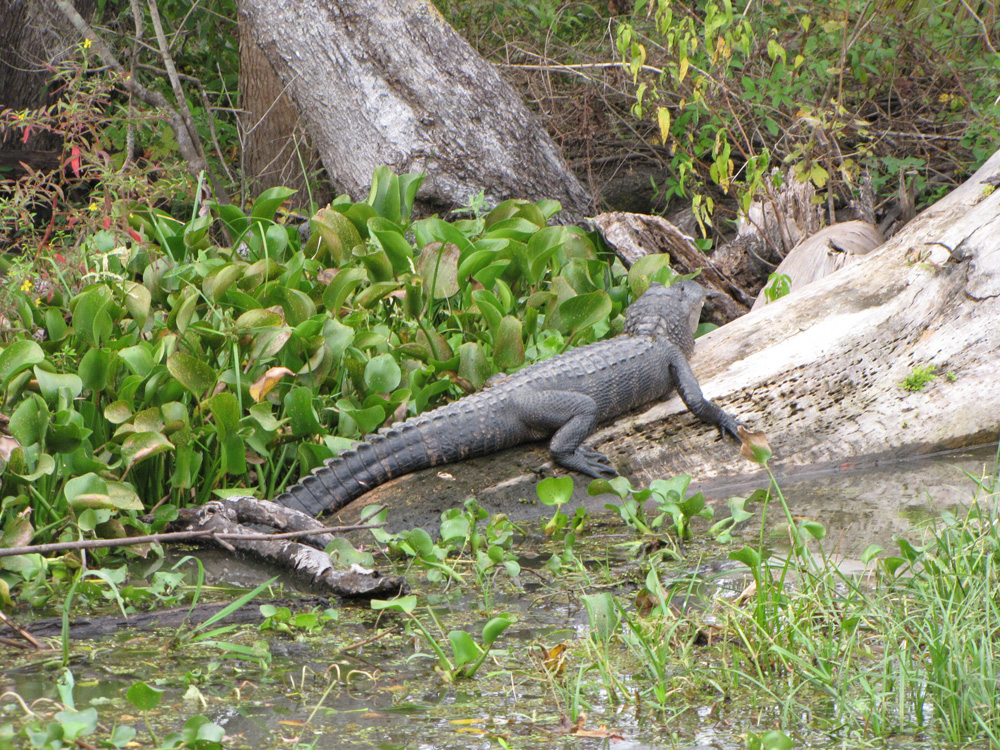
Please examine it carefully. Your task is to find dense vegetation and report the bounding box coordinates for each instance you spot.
[1,0,999,747]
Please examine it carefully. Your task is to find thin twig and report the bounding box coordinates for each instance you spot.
[0,523,384,558]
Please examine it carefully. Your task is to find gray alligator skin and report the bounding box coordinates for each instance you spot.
[274,280,741,516]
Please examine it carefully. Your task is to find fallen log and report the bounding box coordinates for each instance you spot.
[333,146,1000,532]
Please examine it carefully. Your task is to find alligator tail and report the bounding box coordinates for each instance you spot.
[272,420,438,517]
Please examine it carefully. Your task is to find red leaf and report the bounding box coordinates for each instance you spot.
[69,146,81,177]
[22,125,32,144]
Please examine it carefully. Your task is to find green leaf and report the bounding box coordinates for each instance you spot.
[284,386,322,436]
[581,592,620,642]
[166,352,217,399]
[123,281,151,327]
[126,680,164,711]
[0,339,45,389]
[448,630,481,667]
[364,354,402,393]
[416,242,461,299]
[312,207,364,265]
[537,476,574,506]
[481,616,512,645]
[494,316,524,370]
[122,431,175,468]
[269,287,316,326]
[63,473,109,510]
[118,344,154,378]
[209,392,246,475]
[729,546,761,569]
[323,267,368,313]
[371,595,417,613]
[203,263,244,302]
[557,290,612,335]
[250,186,295,221]
[369,217,416,274]
[33,366,83,406]
[78,348,111,392]
[9,394,49,446]
[458,342,490,390]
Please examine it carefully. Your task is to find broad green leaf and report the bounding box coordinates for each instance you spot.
[369,216,415,274]
[416,242,460,298]
[203,263,244,302]
[0,339,45,388]
[9,394,49,446]
[557,290,612,334]
[78,348,110,391]
[284,386,322,436]
[250,186,295,221]
[33,366,83,406]
[729,546,761,569]
[209,392,246,475]
[166,352,217,398]
[364,354,401,393]
[458,342,490,390]
[123,281,151,327]
[122,431,175,468]
[126,681,164,711]
[448,630,480,667]
[371,595,417,613]
[355,280,401,308]
[9,452,55,482]
[118,344,154,378]
[494,316,524,370]
[482,616,512,645]
[63,473,109,509]
[537,476,574,506]
[269,287,316,326]
[170,290,199,335]
[322,267,368,312]
[581,592,620,642]
[312,207,363,265]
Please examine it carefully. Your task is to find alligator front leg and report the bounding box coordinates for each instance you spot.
[668,355,742,440]
[511,391,618,478]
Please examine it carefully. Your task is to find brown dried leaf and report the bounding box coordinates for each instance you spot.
[250,367,295,403]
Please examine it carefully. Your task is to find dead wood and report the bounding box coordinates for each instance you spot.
[751,220,884,310]
[590,211,753,323]
[165,498,406,598]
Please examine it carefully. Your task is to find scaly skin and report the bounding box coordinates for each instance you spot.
[274,280,741,516]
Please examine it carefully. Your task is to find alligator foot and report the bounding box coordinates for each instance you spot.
[553,445,618,479]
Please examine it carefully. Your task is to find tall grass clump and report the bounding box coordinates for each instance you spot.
[712,441,1000,743]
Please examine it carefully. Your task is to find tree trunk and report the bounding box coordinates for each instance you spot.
[332,145,1000,532]
[237,7,330,209]
[237,0,592,220]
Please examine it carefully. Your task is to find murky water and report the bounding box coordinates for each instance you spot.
[2,444,996,749]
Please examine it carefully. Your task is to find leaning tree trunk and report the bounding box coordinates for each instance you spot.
[333,145,1000,532]
[237,0,592,220]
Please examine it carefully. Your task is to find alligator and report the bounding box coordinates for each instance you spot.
[274,280,742,517]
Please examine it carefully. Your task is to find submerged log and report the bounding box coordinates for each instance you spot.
[334,147,1000,531]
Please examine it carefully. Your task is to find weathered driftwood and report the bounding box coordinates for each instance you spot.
[333,146,1000,532]
[750,220,884,310]
[589,211,753,323]
[168,498,406,597]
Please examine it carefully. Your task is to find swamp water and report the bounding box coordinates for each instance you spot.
[2,444,998,750]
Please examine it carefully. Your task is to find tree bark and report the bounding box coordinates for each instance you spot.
[238,8,330,209]
[333,145,1000,532]
[237,0,592,220]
